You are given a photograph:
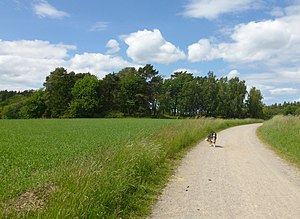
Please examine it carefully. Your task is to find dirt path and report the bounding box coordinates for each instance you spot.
[150,123,300,219]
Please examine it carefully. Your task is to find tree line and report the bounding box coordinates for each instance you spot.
[0,64,266,119]
[263,101,300,118]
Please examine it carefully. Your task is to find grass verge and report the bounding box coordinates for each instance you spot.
[257,115,300,167]
[1,118,260,218]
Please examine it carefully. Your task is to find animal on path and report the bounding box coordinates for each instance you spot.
[205,132,217,147]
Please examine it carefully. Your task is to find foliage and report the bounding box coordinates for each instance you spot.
[118,67,147,116]
[0,91,34,119]
[1,102,25,119]
[263,101,300,119]
[0,118,260,218]
[19,89,46,118]
[69,75,101,118]
[1,65,266,119]
[246,87,264,118]
[100,73,121,116]
[0,90,19,104]
[257,115,300,166]
[43,68,77,118]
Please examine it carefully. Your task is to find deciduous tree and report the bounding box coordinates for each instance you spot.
[69,75,101,118]
[43,67,77,118]
[246,87,264,118]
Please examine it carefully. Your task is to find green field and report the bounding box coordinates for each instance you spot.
[257,115,300,166]
[0,118,260,218]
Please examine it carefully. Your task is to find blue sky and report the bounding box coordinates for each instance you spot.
[1,0,300,105]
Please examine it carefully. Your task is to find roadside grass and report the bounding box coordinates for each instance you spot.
[257,115,300,167]
[0,118,260,218]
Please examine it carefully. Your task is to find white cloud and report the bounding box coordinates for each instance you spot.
[233,69,300,104]
[0,40,75,59]
[0,40,136,90]
[270,7,285,17]
[188,39,220,62]
[219,19,292,63]
[269,88,299,95]
[173,68,200,74]
[68,53,134,78]
[33,1,69,19]
[0,55,65,89]
[122,29,185,64]
[0,39,75,90]
[187,3,300,65]
[183,0,255,19]
[106,39,120,54]
[90,22,109,32]
[227,70,240,79]
[278,68,300,83]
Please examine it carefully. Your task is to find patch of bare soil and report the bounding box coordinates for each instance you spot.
[2,182,57,217]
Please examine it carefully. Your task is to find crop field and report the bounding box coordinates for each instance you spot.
[0,118,260,218]
[257,115,300,166]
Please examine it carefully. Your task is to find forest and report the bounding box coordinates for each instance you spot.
[0,64,291,119]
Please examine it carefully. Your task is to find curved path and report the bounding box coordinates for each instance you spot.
[150,123,300,218]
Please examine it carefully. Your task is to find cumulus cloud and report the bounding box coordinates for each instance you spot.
[0,39,75,90]
[122,29,185,64]
[68,53,134,78]
[106,39,120,54]
[33,1,69,19]
[183,0,255,19]
[0,40,75,59]
[188,39,220,62]
[0,40,135,90]
[219,19,292,63]
[187,3,300,66]
[227,70,241,79]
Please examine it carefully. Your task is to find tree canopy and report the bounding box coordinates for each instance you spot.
[0,64,280,119]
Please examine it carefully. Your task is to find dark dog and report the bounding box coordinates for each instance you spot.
[205,132,217,147]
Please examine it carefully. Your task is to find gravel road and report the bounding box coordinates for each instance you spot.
[150,123,300,219]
